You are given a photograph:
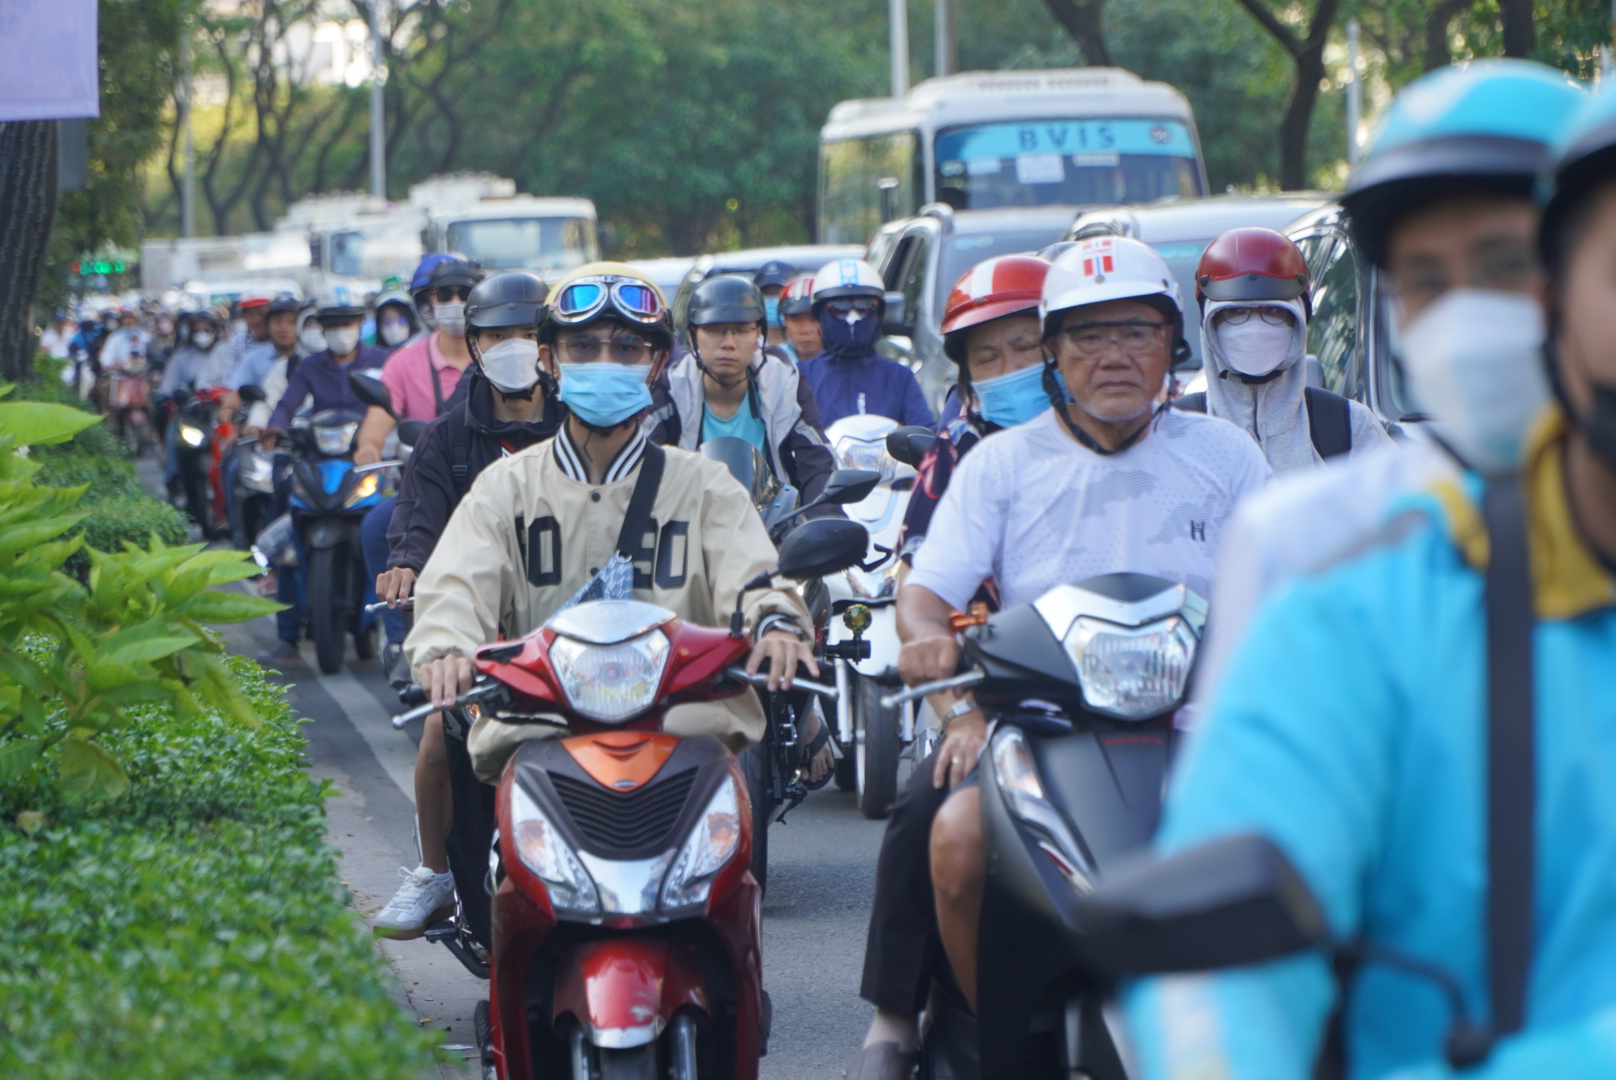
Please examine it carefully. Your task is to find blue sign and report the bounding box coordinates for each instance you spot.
[937,119,1195,163]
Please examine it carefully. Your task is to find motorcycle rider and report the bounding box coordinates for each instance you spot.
[220,293,304,549]
[1187,227,1391,472]
[370,271,567,939]
[797,259,933,428]
[372,289,422,353]
[157,308,234,496]
[779,274,820,363]
[406,260,817,786]
[1123,67,1616,1080]
[229,290,273,371]
[753,259,795,349]
[849,236,1270,1079]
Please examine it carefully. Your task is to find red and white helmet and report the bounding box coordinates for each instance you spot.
[1040,235,1183,336]
[780,274,816,318]
[941,255,1050,364]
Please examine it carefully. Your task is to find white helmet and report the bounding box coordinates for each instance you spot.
[1040,235,1184,340]
[811,258,886,307]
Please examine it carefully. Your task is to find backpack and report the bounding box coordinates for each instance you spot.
[1175,386,1353,460]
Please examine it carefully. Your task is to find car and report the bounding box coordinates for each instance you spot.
[623,256,700,302]
[865,204,1079,413]
[668,243,867,353]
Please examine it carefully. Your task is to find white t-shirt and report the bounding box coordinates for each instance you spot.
[908,406,1273,611]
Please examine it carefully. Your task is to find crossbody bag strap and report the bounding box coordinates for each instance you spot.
[615,442,665,559]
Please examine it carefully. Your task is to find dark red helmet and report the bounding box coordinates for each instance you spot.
[1195,227,1311,316]
[941,255,1050,364]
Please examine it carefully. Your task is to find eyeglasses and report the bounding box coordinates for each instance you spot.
[1216,307,1294,327]
[561,335,653,363]
[824,298,880,317]
[1058,320,1170,359]
[434,285,472,303]
[696,324,758,341]
[1385,243,1538,309]
[553,277,667,326]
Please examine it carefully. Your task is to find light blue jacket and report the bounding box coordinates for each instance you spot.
[1124,412,1616,1080]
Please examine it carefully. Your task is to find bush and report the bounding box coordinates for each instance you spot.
[0,659,439,1078]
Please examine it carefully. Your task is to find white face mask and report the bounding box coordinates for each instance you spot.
[1397,288,1548,474]
[479,338,541,393]
[191,329,216,350]
[379,318,412,346]
[1216,318,1296,377]
[434,301,466,336]
[299,323,327,354]
[324,326,360,357]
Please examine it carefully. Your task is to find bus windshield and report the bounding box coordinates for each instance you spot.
[935,118,1202,210]
[444,217,596,273]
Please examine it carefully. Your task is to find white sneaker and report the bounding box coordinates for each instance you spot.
[373,865,456,940]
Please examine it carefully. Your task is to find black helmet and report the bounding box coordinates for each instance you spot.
[466,272,550,333]
[427,254,485,292]
[266,293,302,316]
[753,260,795,291]
[687,275,767,334]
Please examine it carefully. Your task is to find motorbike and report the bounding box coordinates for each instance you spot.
[888,572,1206,1080]
[821,413,918,819]
[287,408,395,674]
[390,514,871,1080]
[108,357,156,457]
[168,385,232,538]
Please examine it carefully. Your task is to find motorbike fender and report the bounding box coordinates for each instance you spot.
[302,517,356,550]
[553,939,707,1049]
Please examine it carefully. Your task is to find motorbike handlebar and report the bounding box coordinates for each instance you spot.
[723,665,840,702]
[880,670,985,711]
[392,678,500,730]
[365,597,414,613]
[352,460,404,476]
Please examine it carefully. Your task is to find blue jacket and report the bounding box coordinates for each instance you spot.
[265,345,388,433]
[796,349,933,429]
[1125,410,1616,1080]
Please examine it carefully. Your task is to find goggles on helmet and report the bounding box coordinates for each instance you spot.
[552,275,667,328]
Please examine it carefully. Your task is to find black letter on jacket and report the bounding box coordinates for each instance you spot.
[526,516,562,586]
[655,520,689,589]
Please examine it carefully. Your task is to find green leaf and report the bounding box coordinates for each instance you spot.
[0,401,103,446]
[0,737,44,787]
[101,625,201,666]
[176,591,284,624]
[57,737,129,801]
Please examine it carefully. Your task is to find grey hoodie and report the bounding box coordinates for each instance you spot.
[1201,298,1390,475]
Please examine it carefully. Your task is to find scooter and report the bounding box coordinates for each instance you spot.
[391,515,871,1080]
[168,385,232,538]
[822,414,917,819]
[108,358,155,457]
[888,573,1206,1080]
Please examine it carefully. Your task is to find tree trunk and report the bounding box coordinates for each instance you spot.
[1279,16,1331,189]
[1423,0,1475,70]
[0,121,59,385]
[1044,0,1111,66]
[1497,0,1534,58]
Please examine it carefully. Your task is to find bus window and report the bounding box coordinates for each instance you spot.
[934,119,1202,210]
[329,231,364,278]
[820,132,919,245]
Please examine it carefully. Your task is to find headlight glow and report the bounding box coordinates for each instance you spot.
[990,727,1093,894]
[178,424,206,447]
[342,472,379,507]
[834,436,895,483]
[660,777,741,909]
[510,784,599,914]
[314,420,359,456]
[549,630,670,723]
[1063,616,1197,720]
[241,453,276,494]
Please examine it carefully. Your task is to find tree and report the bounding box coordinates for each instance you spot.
[1043,0,1110,65]
[1231,0,1344,189]
[0,123,59,384]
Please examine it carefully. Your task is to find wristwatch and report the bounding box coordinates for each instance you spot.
[939,696,978,736]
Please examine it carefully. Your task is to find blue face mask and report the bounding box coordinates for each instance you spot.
[972,363,1054,428]
[558,363,653,428]
[763,297,783,329]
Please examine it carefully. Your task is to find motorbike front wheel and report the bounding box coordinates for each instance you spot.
[740,742,770,896]
[855,674,900,820]
[182,460,213,538]
[307,545,351,675]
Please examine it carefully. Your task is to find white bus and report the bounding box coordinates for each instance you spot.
[818,68,1208,244]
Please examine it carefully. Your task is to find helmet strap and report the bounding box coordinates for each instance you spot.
[1043,360,1159,456]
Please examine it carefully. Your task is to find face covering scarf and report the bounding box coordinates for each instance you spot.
[558,363,652,428]
[1397,288,1548,474]
[323,326,361,357]
[433,302,466,336]
[1216,318,1296,377]
[480,338,542,394]
[819,308,882,358]
[973,364,1052,427]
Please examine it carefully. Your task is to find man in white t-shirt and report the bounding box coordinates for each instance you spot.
[844,236,1270,1080]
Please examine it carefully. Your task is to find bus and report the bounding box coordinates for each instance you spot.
[817,68,1208,244]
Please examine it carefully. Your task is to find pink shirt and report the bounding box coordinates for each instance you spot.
[379,332,467,422]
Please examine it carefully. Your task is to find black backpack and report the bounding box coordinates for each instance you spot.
[1175,386,1353,460]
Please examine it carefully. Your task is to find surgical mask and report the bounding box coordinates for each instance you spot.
[324,326,360,357]
[1397,288,1547,474]
[433,301,466,336]
[1216,319,1296,377]
[558,363,653,428]
[764,297,783,329]
[379,317,412,346]
[972,364,1052,428]
[299,323,327,354]
[479,338,542,394]
[191,328,216,349]
[819,308,881,357]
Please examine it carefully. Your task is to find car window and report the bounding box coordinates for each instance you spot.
[1306,234,1361,398]
[896,230,935,329]
[882,235,918,292]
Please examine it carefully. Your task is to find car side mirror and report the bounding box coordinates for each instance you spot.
[1073,835,1328,979]
[237,383,266,404]
[882,292,912,336]
[819,468,881,506]
[885,426,937,468]
[349,370,394,417]
[396,418,427,448]
[776,518,871,581]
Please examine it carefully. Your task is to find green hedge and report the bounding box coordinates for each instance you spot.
[0,658,438,1078]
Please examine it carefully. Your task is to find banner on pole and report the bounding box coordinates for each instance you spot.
[0,0,100,121]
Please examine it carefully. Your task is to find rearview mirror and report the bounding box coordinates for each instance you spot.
[237,383,266,404]
[818,468,880,507]
[885,426,937,469]
[349,371,394,417]
[776,518,871,581]
[882,292,912,336]
[396,418,427,448]
[1073,835,1328,979]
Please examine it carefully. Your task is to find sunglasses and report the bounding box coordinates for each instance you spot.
[553,277,667,326]
[824,298,880,317]
[434,285,472,303]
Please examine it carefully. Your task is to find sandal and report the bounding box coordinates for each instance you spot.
[799,709,835,791]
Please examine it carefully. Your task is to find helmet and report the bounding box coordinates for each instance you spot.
[688,275,767,333]
[1342,59,1586,268]
[779,275,816,317]
[941,255,1051,364]
[1041,236,1189,363]
[266,293,302,316]
[1195,228,1311,314]
[546,261,673,348]
[372,289,416,317]
[427,254,485,293]
[465,272,550,332]
[237,288,273,311]
[811,259,885,308]
[410,253,458,300]
[314,284,367,322]
[753,260,796,291]
[1541,81,1616,276]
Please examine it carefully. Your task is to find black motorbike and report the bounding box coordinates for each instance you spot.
[890,573,1206,1080]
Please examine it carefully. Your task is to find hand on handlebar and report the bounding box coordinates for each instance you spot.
[745,629,819,693]
[420,654,475,709]
[899,633,960,689]
[353,443,383,467]
[259,432,280,451]
[375,566,417,607]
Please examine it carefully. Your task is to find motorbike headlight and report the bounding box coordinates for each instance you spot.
[990,727,1093,894]
[179,424,206,447]
[510,783,599,915]
[242,454,276,494]
[1062,616,1197,720]
[835,436,895,483]
[845,556,898,601]
[342,472,379,508]
[549,630,671,723]
[315,420,359,456]
[660,776,742,909]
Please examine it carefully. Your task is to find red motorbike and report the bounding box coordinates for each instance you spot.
[393,516,868,1080]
